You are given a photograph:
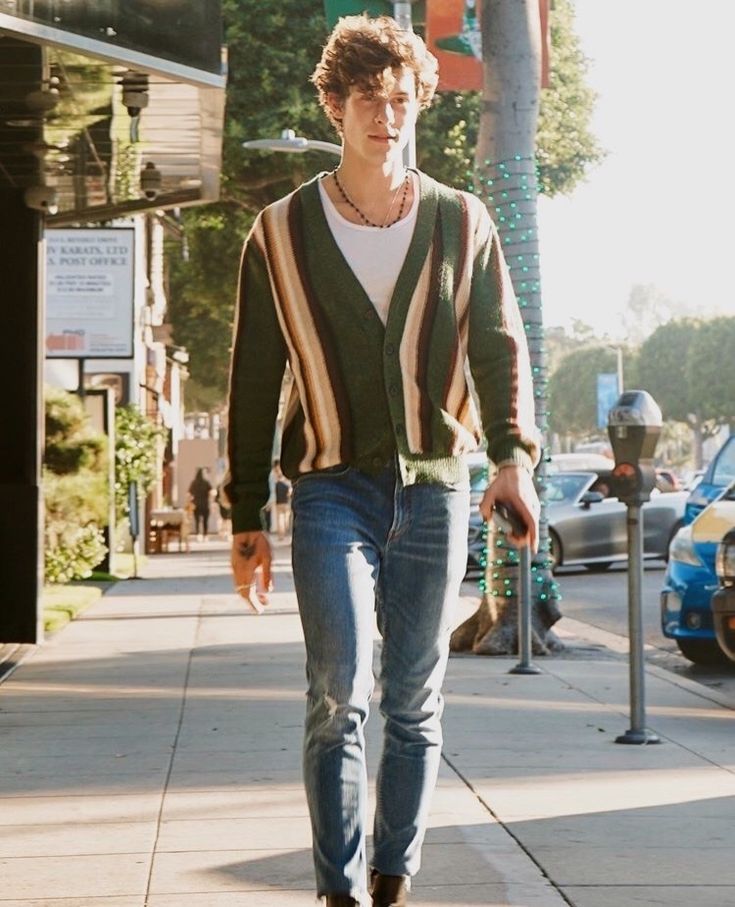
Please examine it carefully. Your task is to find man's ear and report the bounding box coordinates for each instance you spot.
[325,92,344,125]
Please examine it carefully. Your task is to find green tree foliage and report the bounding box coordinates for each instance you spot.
[114,405,166,520]
[44,387,108,584]
[545,320,598,374]
[548,346,629,436]
[686,317,735,426]
[535,0,604,195]
[167,207,249,400]
[556,316,735,466]
[637,318,699,423]
[168,0,603,404]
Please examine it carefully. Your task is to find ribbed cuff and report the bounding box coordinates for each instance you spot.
[231,500,268,534]
[492,445,535,475]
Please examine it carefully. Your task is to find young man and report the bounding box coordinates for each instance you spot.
[226,15,540,906]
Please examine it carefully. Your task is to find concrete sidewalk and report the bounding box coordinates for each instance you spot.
[1,540,734,907]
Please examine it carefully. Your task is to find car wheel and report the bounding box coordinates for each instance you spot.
[548,530,561,573]
[585,561,613,572]
[676,637,731,666]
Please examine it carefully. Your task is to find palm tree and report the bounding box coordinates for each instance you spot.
[451,0,562,655]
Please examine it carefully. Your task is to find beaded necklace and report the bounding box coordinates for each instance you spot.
[333,169,410,228]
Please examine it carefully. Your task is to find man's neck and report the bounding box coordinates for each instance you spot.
[336,157,408,202]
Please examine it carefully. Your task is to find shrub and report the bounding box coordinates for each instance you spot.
[44,523,108,585]
[114,405,165,521]
[44,387,109,583]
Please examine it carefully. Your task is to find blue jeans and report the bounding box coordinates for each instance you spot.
[291,463,469,901]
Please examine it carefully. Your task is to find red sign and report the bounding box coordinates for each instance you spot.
[427,0,550,92]
[426,0,483,92]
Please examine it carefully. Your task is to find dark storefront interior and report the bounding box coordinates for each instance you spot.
[0,1,225,641]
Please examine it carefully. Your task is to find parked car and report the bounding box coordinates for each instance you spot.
[684,433,735,524]
[548,452,614,473]
[466,469,687,577]
[712,526,735,662]
[544,472,686,572]
[661,481,735,664]
[655,468,682,492]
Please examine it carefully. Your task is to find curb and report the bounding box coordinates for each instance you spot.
[558,614,735,711]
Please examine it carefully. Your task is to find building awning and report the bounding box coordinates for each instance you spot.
[0,2,226,222]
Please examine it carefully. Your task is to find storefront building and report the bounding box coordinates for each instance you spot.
[0,1,226,641]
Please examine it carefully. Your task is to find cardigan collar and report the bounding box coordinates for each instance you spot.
[296,169,439,336]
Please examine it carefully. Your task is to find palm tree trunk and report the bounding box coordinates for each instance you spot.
[451,0,562,656]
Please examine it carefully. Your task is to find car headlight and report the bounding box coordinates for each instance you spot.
[669,525,704,567]
[716,529,735,587]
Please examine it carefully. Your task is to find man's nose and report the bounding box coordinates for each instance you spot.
[374,100,395,125]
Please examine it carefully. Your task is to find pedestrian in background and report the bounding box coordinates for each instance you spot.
[216,482,232,539]
[226,15,540,906]
[188,466,213,541]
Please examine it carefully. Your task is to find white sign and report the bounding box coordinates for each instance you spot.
[45,228,135,358]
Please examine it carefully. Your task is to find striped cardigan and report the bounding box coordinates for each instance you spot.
[226,170,540,532]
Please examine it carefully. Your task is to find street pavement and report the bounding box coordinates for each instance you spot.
[1,538,734,906]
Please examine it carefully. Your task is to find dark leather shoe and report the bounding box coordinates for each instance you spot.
[325,896,360,907]
[370,870,408,906]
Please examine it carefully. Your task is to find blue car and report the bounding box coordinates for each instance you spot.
[661,481,735,664]
[684,434,735,524]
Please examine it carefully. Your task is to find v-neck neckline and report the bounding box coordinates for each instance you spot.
[300,169,439,337]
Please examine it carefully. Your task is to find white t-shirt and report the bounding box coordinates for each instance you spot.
[318,173,419,324]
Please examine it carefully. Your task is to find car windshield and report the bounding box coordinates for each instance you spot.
[546,473,590,503]
[713,437,735,486]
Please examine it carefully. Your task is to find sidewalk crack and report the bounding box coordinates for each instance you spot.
[441,751,577,907]
[143,607,204,905]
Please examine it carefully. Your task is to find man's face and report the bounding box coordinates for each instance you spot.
[335,67,419,165]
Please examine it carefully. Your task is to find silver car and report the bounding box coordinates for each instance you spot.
[546,471,687,572]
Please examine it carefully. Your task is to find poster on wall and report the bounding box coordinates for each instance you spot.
[426,0,483,92]
[45,228,135,359]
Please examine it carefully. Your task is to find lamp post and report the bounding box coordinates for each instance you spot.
[392,1,416,167]
[242,128,342,157]
[608,345,624,394]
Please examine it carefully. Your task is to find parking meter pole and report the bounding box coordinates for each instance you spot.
[128,482,141,581]
[607,390,664,746]
[510,545,542,675]
[616,504,660,745]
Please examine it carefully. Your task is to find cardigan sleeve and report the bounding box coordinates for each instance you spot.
[224,218,288,532]
[466,205,541,473]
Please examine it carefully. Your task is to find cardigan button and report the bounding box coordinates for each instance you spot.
[385,343,395,355]
[388,384,398,396]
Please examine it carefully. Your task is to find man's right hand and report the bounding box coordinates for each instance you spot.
[231,531,273,614]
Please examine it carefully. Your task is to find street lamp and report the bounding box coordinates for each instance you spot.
[604,344,625,394]
[242,129,341,157]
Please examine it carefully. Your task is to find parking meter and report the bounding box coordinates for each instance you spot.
[606,390,662,745]
[607,391,662,504]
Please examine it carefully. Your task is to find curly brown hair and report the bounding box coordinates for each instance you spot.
[311,15,439,133]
